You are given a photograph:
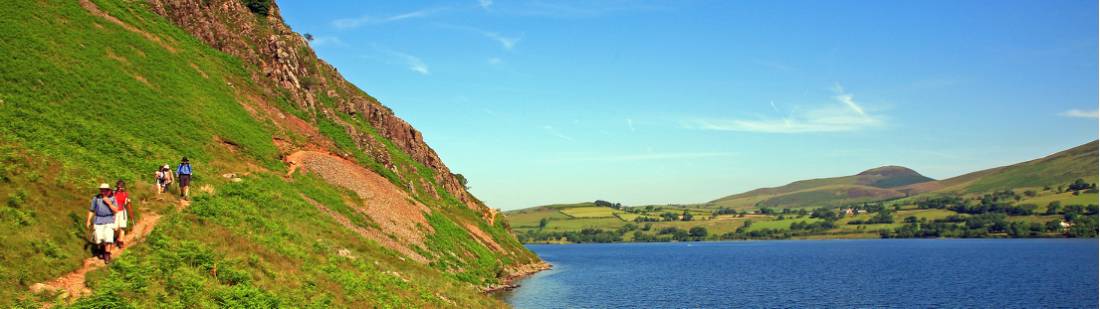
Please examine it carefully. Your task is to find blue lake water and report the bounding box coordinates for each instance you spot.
[502,239,1098,308]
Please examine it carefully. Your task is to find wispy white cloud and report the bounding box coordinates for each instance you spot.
[547,152,735,162]
[403,56,430,75]
[542,125,573,141]
[755,59,795,72]
[685,84,884,133]
[831,83,865,116]
[487,57,503,65]
[370,46,430,75]
[439,24,521,50]
[485,31,521,50]
[332,7,445,29]
[626,118,636,132]
[500,1,665,18]
[478,0,493,10]
[1059,109,1099,119]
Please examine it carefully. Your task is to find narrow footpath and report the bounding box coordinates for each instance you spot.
[31,198,191,302]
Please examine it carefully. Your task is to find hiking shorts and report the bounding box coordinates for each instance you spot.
[94,223,115,244]
[114,210,128,229]
[179,174,191,187]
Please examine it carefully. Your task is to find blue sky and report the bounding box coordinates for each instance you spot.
[278,0,1098,210]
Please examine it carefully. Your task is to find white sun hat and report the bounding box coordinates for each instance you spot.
[99,183,111,189]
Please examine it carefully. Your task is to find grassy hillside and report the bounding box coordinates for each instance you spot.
[506,143,1098,244]
[710,166,934,209]
[918,141,1099,194]
[0,0,536,307]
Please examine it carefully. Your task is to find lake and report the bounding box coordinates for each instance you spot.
[501,239,1098,308]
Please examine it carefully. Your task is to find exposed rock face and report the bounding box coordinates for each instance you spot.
[145,0,482,212]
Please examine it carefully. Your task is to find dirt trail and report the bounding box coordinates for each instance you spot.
[34,199,190,302]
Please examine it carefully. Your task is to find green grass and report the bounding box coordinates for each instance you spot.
[540,217,626,231]
[505,207,569,228]
[1020,191,1098,211]
[939,141,1098,193]
[615,212,640,222]
[560,206,621,218]
[0,0,534,306]
[745,217,822,232]
[69,174,498,308]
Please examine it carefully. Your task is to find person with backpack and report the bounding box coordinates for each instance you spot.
[176,157,192,200]
[154,164,173,195]
[112,180,133,249]
[85,183,120,263]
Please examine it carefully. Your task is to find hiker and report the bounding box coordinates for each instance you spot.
[112,180,133,249]
[176,157,192,200]
[85,183,120,263]
[154,164,173,194]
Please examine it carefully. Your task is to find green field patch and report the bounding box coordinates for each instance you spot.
[1021,192,1098,212]
[896,209,957,221]
[505,207,569,228]
[560,206,621,218]
[542,217,626,231]
[615,212,640,222]
[746,217,822,232]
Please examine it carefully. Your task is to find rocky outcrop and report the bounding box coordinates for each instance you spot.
[145,0,482,213]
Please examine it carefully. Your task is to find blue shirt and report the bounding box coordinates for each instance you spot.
[89,196,116,225]
[177,163,192,175]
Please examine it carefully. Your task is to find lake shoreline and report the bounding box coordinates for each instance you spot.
[520,234,1088,245]
[483,261,553,293]
[506,240,1099,308]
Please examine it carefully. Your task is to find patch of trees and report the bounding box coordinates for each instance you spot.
[519,227,624,243]
[720,228,791,240]
[713,207,739,216]
[452,173,469,189]
[631,226,709,242]
[847,209,895,225]
[811,207,838,221]
[916,196,965,209]
[594,200,623,209]
[242,0,273,16]
[660,212,679,221]
[880,212,1098,238]
[790,220,835,232]
[1067,178,1097,192]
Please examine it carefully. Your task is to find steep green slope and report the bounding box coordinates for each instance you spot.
[0,0,537,307]
[710,166,934,209]
[914,140,1099,194]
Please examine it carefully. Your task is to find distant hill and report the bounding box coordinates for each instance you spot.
[902,140,1099,195]
[708,165,935,210]
[504,141,1099,244]
[708,141,1098,210]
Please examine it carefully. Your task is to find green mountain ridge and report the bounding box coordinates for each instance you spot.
[901,140,1099,195]
[709,165,935,210]
[508,141,1097,214]
[504,141,1098,243]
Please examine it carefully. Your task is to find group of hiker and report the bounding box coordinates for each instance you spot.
[84,157,193,263]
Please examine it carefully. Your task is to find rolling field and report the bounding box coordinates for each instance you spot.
[561,206,622,218]
[1020,192,1098,211]
[506,207,571,228]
